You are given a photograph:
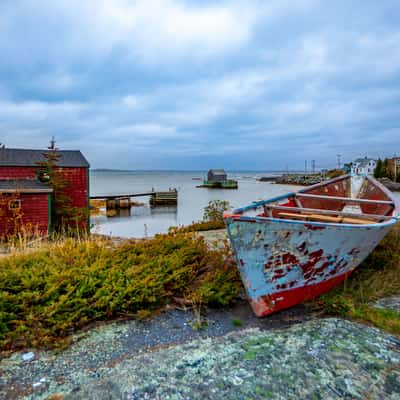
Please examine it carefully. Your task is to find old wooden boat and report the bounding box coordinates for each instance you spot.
[224,174,400,317]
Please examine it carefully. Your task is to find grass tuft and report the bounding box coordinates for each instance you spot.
[177,220,225,232]
[319,223,400,334]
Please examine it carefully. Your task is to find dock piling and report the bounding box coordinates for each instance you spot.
[94,189,178,210]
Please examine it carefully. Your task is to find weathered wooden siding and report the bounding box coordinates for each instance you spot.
[0,193,50,237]
[54,167,88,209]
[0,166,88,232]
[0,166,88,208]
[0,166,37,179]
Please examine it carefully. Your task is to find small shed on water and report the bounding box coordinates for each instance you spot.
[207,169,227,182]
[0,147,90,237]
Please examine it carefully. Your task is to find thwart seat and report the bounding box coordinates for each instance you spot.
[277,212,376,225]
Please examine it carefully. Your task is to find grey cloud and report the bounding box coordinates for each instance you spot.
[0,0,399,169]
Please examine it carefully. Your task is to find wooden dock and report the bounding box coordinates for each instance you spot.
[149,189,178,206]
[90,189,178,209]
[90,192,155,200]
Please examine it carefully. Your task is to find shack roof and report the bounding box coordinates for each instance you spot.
[0,179,52,193]
[352,157,376,168]
[0,148,89,168]
[208,169,226,175]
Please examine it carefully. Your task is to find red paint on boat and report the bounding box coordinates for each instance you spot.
[304,224,325,231]
[282,253,298,264]
[250,271,352,317]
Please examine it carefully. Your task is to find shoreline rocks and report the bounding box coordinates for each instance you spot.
[2,314,400,400]
[275,173,325,186]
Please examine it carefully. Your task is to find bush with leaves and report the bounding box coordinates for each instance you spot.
[0,231,241,351]
[203,200,230,223]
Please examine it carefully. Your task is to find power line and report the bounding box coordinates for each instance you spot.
[336,154,342,169]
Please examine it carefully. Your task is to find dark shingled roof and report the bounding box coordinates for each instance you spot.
[0,179,52,193]
[0,148,89,168]
[209,169,226,175]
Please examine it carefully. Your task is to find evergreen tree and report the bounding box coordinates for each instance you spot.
[374,158,383,178]
[382,158,394,180]
[36,140,87,233]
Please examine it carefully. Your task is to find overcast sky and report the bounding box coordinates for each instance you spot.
[0,0,399,170]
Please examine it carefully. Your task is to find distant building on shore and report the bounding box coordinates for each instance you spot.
[343,163,351,174]
[0,146,90,237]
[351,157,376,176]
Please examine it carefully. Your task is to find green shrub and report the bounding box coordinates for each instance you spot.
[0,232,241,352]
[203,200,230,223]
[180,220,225,232]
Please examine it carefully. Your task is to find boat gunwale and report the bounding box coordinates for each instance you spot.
[365,174,400,212]
[224,174,399,228]
[224,214,398,230]
[262,204,393,221]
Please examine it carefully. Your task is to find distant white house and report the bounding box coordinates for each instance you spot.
[351,157,376,175]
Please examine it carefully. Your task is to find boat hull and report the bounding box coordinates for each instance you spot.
[225,216,395,316]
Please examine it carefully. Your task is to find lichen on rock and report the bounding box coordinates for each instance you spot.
[2,317,398,400]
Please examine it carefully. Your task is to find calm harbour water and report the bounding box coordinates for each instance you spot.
[90,170,302,238]
[90,170,400,238]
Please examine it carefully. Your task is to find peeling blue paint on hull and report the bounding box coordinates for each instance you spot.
[224,174,399,316]
[225,217,393,316]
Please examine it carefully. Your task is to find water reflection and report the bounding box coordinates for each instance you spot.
[150,205,178,215]
[106,208,131,218]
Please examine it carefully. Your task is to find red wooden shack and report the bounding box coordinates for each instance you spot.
[0,147,90,237]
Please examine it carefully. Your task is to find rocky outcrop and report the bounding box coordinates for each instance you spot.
[2,313,400,400]
[275,174,325,186]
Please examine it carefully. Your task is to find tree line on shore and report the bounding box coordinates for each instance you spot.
[374,158,400,182]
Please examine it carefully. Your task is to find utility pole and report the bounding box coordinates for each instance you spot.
[336,154,342,170]
[48,136,57,150]
[305,160,308,174]
[311,160,315,173]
